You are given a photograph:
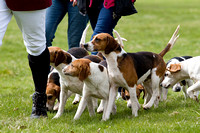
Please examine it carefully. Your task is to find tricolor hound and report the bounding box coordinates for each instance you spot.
[83,25,180,120]
[46,69,82,111]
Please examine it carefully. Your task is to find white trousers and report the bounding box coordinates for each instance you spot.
[0,0,46,56]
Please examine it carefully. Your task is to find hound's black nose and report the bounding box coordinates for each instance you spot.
[83,43,88,49]
[174,86,181,92]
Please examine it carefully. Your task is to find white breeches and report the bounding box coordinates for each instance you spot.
[0,0,46,56]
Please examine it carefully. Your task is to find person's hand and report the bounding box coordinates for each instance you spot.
[70,0,77,7]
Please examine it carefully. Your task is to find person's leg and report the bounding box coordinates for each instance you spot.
[0,0,12,46]
[92,6,121,38]
[13,9,50,118]
[67,2,89,49]
[45,0,68,47]
[88,4,121,55]
[86,3,102,55]
[87,3,100,32]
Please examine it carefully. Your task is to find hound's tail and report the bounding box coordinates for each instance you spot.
[79,24,90,47]
[113,29,127,48]
[159,25,180,57]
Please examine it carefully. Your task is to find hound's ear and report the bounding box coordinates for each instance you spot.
[65,53,72,64]
[55,50,65,67]
[105,35,119,54]
[168,64,181,73]
[78,63,91,81]
[54,86,60,100]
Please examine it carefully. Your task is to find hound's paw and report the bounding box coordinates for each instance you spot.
[187,90,194,98]
[73,116,80,120]
[127,99,132,108]
[52,114,61,119]
[97,107,104,113]
[72,100,79,105]
[102,116,109,121]
[52,116,58,119]
[142,105,150,110]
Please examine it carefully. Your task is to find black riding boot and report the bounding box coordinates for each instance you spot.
[28,47,50,118]
[31,92,47,118]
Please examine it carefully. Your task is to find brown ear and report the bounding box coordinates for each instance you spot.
[78,63,91,81]
[55,86,60,96]
[168,64,181,73]
[55,50,66,67]
[54,86,60,101]
[105,35,119,54]
[65,53,72,64]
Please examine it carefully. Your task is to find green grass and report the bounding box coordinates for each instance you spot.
[0,0,200,132]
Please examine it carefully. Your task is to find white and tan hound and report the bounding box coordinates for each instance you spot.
[161,56,200,102]
[49,47,103,118]
[63,58,111,120]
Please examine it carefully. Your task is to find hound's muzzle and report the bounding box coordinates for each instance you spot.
[83,43,88,49]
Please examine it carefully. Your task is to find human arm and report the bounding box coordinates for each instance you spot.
[70,0,77,7]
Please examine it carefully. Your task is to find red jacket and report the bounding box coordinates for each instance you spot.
[89,0,135,9]
[5,0,52,11]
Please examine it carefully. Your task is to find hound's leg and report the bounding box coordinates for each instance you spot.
[194,91,199,99]
[73,96,88,120]
[154,85,163,107]
[143,81,152,105]
[187,81,200,101]
[92,98,98,110]
[183,79,193,99]
[182,85,189,99]
[86,96,95,117]
[72,94,80,104]
[161,87,168,101]
[53,91,73,111]
[53,85,69,119]
[129,85,140,117]
[143,74,160,109]
[102,99,108,120]
[103,85,118,121]
[154,86,161,108]
[97,100,104,113]
[74,85,88,120]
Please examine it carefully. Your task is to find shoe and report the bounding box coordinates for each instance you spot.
[30,92,47,118]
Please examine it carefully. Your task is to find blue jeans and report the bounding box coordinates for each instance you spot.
[45,0,89,48]
[87,3,121,54]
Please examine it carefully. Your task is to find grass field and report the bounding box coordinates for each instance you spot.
[0,0,200,132]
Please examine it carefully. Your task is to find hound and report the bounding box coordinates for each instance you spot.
[162,56,195,100]
[161,56,200,102]
[63,59,111,120]
[49,47,103,118]
[83,25,180,120]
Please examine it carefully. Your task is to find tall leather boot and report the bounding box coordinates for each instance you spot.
[28,47,50,118]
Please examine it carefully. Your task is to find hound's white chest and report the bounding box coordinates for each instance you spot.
[107,62,127,87]
[105,52,128,87]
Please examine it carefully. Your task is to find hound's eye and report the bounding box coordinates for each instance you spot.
[164,73,168,77]
[47,96,53,100]
[95,38,100,42]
